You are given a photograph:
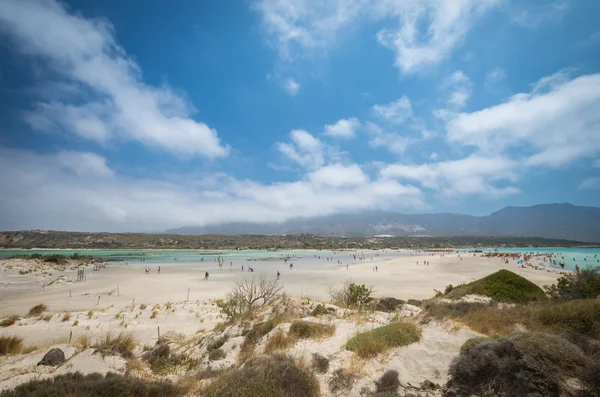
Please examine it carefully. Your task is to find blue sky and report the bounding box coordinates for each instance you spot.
[0,0,599,232]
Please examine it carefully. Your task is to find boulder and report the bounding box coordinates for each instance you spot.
[37,348,66,366]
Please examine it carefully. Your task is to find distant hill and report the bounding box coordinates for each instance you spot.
[167,204,600,243]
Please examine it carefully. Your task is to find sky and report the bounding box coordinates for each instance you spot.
[0,0,599,232]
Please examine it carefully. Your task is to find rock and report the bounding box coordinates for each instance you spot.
[37,348,66,366]
[420,380,440,390]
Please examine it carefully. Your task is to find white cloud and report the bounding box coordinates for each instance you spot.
[324,117,360,139]
[255,0,500,73]
[366,122,413,155]
[511,0,569,29]
[372,96,413,124]
[0,148,426,231]
[307,163,368,187]
[381,154,519,198]
[485,67,507,91]
[441,70,472,109]
[284,78,300,95]
[446,72,600,167]
[0,0,227,157]
[578,177,600,190]
[277,129,325,169]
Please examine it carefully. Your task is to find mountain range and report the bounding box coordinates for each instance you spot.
[167,203,600,243]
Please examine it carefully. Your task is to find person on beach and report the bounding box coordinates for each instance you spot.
[277,271,280,280]
[205,272,209,280]
[241,265,244,272]
[158,266,161,274]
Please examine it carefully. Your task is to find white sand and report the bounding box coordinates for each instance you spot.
[0,252,565,395]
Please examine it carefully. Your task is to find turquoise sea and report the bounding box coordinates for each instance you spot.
[0,249,413,271]
[456,247,600,270]
[1,247,597,271]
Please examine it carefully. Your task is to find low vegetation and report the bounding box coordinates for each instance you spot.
[200,353,319,397]
[61,313,71,322]
[330,281,373,308]
[345,322,421,359]
[329,368,356,395]
[94,331,137,358]
[264,329,295,354]
[218,274,283,321]
[0,315,20,327]
[142,344,198,374]
[27,304,47,317]
[448,332,596,396]
[544,267,600,300]
[0,335,23,356]
[311,353,329,373]
[424,299,600,338]
[289,320,335,339]
[208,348,226,361]
[375,369,400,394]
[460,335,502,354]
[443,269,547,303]
[239,312,297,363]
[0,372,183,397]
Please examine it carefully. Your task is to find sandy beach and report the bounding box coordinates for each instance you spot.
[0,250,576,395]
[0,252,562,345]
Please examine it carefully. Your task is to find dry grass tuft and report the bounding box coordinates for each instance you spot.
[0,315,20,327]
[61,313,71,322]
[28,304,47,317]
[0,335,24,355]
[201,353,319,397]
[74,334,91,350]
[329,368,356,395]
[424,298,600,338]
[0,372,184,397]
[142,343,199,374]
[94,331,137,358]
[264,328,295,354]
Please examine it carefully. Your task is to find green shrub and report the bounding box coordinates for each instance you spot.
[330,281,373,308]
[310,304,328,316]
[311,353,329,373]
[0,372,183,397]
[207,336,228,352]
[200,353,319,397]
[375,370,400,394]
[375,297,405,312]
[28,304,47,317]
[328,368,356,394]
[448,332,592,397]
[536,299,600,338]
[289,321,335,339]
[460,335,503,354]
[0,336,23,355]
[142,344,198,374]
[345,322,421,358]
[444,269,547,303]
[0,315,20,327]
[544,267,600,300]
[208,348,226,361]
